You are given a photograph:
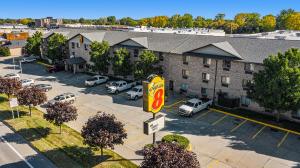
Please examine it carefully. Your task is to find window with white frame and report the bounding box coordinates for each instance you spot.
[242,79,252,89]
[221,76,230,87]
[71,42,75,49]
[244,63,254,73]
[76,43,80,48]
[182,69,189,79]
[183,55,189,65]
[203,58,211,67]
[241,96,251,106]
[202,73,210,83]
[222,60,231,71]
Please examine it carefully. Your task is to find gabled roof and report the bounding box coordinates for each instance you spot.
[76,32,106,42]
[184,41,242,60]
[115,37,148,48]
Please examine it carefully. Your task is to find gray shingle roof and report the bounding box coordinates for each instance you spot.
[45,28,300,64]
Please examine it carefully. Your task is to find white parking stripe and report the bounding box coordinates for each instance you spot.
[0,136,34,168]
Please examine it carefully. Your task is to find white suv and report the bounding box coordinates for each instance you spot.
[20,79,35,87]
[48,93,76,105]
[126,85,143,100]
[4,73,20,80]
[85,75,109,86]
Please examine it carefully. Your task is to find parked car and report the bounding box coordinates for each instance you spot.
[85,75,109,86]
[48,93,76,105]
[4,73,20,80]
[35,84,52,92]
[178,98,213,116]
[46,65,64,73]
[20,79,35,87]
[20,57,36,63]
[107,80,137,94]
[126,85,143,100]
[105,81,117,88]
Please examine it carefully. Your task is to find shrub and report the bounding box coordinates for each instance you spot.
[0,46,10,57]
[162,134,190,149]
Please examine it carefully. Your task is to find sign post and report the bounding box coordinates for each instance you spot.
[143,74,165,144]
[9,98,19,119]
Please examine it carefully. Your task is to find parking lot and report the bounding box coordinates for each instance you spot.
[1,56,300,168]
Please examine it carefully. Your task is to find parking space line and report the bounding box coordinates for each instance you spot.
[165,99,185,108]
[212,115,227,126]
[195,111,210,120]
[277,132,289,148]
[251,126,266,139]
[230,120,247,132]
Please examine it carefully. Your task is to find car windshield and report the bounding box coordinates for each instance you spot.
[112,83,118,86]
[54,96,63,101]
[132,88,139,92]
[185,101,195,107]
[87,77,97,81]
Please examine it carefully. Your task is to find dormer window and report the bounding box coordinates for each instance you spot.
[203,58,211,67]
[222,60,231,71]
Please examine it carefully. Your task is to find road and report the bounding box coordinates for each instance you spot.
[0,122,57,168]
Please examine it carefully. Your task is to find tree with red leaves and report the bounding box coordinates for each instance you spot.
[81,112,127,156]
[142,142,200,168]
[0,78,21,98]
[44,102,77,134]
[17,86,47,116]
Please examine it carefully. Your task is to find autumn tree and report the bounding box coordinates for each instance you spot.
[141,142,200,168]
[194,16,207,28]
[17,86,47,116]
[261,15,276,32]
[0,78,21,98]
[224,22,239,34]
[44,102,78,134]
[285,13,300,30]
[276,9,296,29]
[90,41,110,74]
[25,31,43,56]
[47,33,67,62]
[81,112,127,156]
[248,48,300,122]
[150,16,168,28]
[134,50,160,80]
[111,48,132,77]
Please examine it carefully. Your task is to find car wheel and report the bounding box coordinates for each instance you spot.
[190,112,194,117]
[134,96,138,100]
[115,90,119,94]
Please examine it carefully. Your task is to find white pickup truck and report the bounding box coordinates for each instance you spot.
[85,75,109,86]
[107,80,137,94]
[126,85,143,100]
[178,98,213,116]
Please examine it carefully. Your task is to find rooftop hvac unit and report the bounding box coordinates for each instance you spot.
[296,33,300,37]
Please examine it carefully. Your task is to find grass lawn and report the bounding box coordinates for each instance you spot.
[0,94,137,168]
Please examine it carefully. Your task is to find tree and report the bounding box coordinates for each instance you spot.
[90,41,110,74]
[79,17,85,24]
[25,31,43,56]
[150,16,168,28]
[224,22,239,34]
[285,13,300,30]
[0,78,21,98]
[95,17,107,25]
[111,48,132,77]
[47,33,67,62]
[168,14,180,28]
[194,16,206,28]
[107,16,116,25]
[134,50,160,80]
[81,112,127,156]
[139,18,151,27]
[44,102,77,134]
[215,13,225,20]
[141,142,200,168]
[261,15,276,32]
[19,18,31,25]
[119,17,138,26]
[17,86,47,116]
[248,48,300,122]
[177,13,193,28]
[276,9,296,29]
[0,46,10,57]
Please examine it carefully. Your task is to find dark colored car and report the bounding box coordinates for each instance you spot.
[46,65,64,73]
[35,84,52,92]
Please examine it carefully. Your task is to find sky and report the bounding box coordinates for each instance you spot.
[0,0,299,19]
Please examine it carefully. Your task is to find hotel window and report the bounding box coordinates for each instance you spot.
[221,76,230,87]
[182,69,189,79]
[202,73,210,83]
[71,42,75,49]
[244,63,254,74]
[77,43,80,48]
[201,87,208,97]
[203,58,211,67]
[222,60,231,71]
[183,56,189,65]
[84,44,88,51]
[159,52,164,61]
[134,49,139,57]
[242,79,252,89]
[241,96,251,107]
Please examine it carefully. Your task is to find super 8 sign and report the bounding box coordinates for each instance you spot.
[143,75,165,113]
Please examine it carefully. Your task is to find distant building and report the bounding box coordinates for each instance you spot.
[1,40,26,56]
[2,32,29,41]
[35,17,63,28]
[228,30,300,41]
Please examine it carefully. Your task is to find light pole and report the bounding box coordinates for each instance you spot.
[19,61,22,74]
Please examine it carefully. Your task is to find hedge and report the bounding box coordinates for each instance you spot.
[161,134,190,149]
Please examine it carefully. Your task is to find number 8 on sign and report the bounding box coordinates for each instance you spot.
[152,89,164,110]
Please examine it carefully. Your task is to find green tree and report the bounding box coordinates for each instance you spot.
[248,48,300,122]
[276,9,296,29]
[224,22,239,34]
[168,14,180,28]
[25,31,42,56]
[177,13,193,28]
[95,17,107,25]
[285,13,300,30]
[0,46,10,57]
[47,33,67,62]
[194,16,206,28]
[119,17,138,26]
[261,15,276,32]
[111,48,132,77]
[107,16,116,25]
[134,50,160,80]
[90,41,110,74]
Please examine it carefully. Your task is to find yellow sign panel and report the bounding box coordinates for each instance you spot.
[143,75,165,113]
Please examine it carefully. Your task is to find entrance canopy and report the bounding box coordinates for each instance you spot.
[66,57,86,65]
